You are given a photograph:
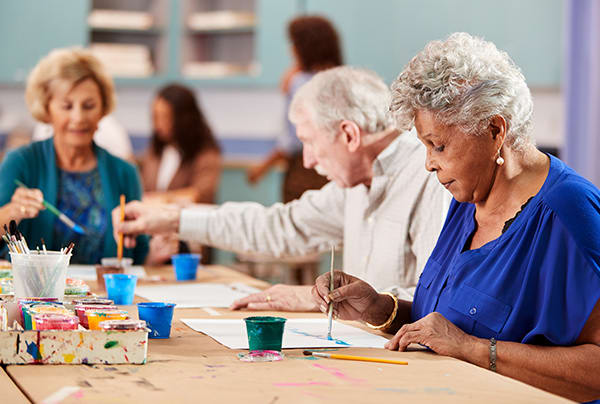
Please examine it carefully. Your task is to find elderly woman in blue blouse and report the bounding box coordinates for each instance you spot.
[0,48,148,264]
[312,33,600,402]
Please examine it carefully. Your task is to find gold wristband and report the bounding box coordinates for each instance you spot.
[366,292,398,331]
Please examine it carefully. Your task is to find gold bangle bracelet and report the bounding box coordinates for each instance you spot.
[366,292,398,331]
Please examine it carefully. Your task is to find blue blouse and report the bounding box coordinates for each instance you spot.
[412,155,600,346]
[53,167,107,264]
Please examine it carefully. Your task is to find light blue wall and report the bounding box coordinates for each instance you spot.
[305,0,563,87]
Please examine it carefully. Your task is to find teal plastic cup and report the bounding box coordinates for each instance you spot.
[104,274,137,305]
[244,316,287,352]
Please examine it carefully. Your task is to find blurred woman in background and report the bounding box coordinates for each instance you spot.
[139,83,221,265]
[247,15,342,202]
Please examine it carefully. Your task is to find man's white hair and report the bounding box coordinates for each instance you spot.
[289,66,393,139]
[390,32,534,151]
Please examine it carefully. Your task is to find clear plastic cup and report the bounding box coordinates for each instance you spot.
[10,251,72,299]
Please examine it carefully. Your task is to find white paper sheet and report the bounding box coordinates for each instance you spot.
[67,265,147,281]
[180,318,389,349]
[135,283,261,308]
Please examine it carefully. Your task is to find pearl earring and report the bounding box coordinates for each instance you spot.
[496,149,504,166]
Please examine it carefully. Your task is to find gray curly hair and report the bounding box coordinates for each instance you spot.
[390,32,533,151]
[289,66,393,139]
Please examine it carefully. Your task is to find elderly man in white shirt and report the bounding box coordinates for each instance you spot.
[112,66,450,311]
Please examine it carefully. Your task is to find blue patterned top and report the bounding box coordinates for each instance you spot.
[52,167,107,264]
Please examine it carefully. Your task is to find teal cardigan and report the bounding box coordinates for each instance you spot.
[0,138,149,264]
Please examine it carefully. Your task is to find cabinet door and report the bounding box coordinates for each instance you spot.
[305,0,562,87]
[0,0,89,83]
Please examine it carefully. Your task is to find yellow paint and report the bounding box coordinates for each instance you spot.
[78,332,84,347]
[62,353,75,363]
[39,343,44,357]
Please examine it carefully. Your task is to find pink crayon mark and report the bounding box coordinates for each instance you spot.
[313,363,365,384]
[274,381,332,387]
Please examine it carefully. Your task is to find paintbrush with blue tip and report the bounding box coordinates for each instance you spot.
[14,179,85,235]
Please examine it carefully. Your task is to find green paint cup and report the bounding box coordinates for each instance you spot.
[244,316,287,352]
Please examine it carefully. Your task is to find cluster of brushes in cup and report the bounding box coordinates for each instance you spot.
[2,220,74,255]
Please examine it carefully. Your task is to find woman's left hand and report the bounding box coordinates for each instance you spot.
[385,312,475,360]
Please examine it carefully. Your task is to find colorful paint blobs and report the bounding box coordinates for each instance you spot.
[104,340,119,349]
[25,341,40,360]
[62,353,75,363]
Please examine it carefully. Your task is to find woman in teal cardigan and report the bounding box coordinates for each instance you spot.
[0,48,148,264]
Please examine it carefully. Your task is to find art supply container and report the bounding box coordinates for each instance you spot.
[86,309,128,330]
[28,304,71,330]
[137,302,176,339]
[10,251,72,298]
[101,257,133,268]
[64,278,89,296]
[100,319,146,331]
[171,253,200,281]
[0,268,12,278]
[17,297,58,326]
[244,316,287,352]
[75,304,117,328]
[0,278,13,295]
[33,313,79,330]
[103,274,137,305]
[95,265,124,291]
[71,297,113,306]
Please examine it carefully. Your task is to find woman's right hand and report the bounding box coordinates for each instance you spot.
[311,270,381,321]
[9,187,45,222]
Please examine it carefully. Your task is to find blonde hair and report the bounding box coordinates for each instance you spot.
[391,32,533,151]
[25,47,116,122]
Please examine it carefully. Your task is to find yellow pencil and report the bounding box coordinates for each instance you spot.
[303,350,407,365]
[117,194,125,261]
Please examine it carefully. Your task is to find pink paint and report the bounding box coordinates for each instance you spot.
[313,363,365,384]
[72,390,85,399]
[273,381,332,387]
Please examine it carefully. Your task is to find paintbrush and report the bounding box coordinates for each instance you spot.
[303,350,408,365]
[117,194,125,262]
[327,244,335,340]
[14,179,85,235]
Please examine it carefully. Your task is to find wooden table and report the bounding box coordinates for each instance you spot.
[4,265,572,403]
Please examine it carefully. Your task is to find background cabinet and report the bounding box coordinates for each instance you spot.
[0,0,563,88]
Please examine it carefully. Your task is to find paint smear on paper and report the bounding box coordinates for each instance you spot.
[313,363,365,384]
[287,328,350,346]
[62,353,75,363]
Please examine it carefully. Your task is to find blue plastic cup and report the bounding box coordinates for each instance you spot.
[103,274,138,305]
[137,302,176,339]
[172,253,200,281]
